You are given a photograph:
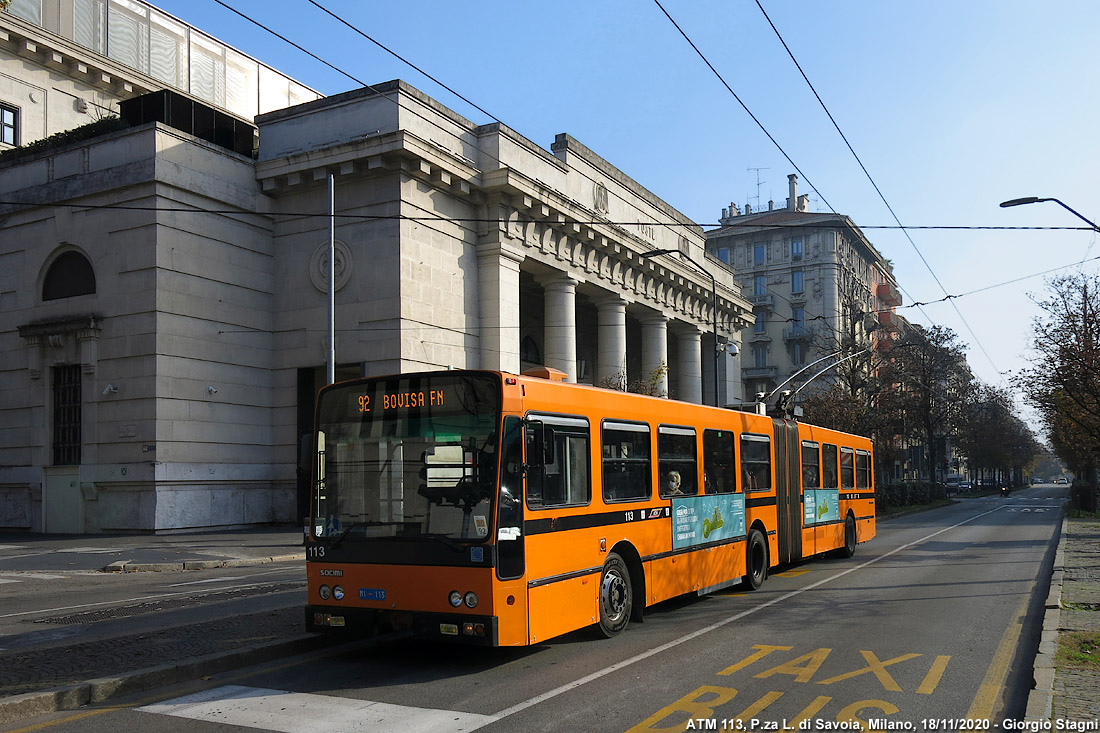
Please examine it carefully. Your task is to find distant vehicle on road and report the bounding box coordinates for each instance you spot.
[1057,477,1069,484]
[959,481,972,491]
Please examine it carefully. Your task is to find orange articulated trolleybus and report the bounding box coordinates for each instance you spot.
[305,369,875,646]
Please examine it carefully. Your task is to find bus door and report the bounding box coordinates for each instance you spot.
[773,419,802,564]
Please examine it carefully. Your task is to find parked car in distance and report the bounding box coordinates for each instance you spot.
[958,481,972,491]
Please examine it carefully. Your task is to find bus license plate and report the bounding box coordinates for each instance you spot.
[358,588,386,600]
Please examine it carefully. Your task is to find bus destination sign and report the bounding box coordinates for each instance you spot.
[357,389,447,413]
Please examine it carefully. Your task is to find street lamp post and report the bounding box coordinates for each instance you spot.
[638,248,722,406]
[999,196,1100,232]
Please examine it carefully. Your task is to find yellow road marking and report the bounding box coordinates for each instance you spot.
[816,651,922,692]
[918,655,951,695]
[965,594,1029,720]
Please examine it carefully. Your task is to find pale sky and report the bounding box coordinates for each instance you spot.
[151,0,1100,406]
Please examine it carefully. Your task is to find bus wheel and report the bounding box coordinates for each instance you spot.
[743,529,768,590]
[837,515,857,558]
[598,553,632,637]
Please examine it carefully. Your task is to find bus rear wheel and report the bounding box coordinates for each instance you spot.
[837,515,857,558]
[598,552,632,637]
[743,529,768,590]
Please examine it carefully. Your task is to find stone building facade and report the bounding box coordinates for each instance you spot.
[1,0,318,150]
[706,174,902,404]
[0,70,753,531]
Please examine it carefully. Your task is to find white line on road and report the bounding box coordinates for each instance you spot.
[487,504,1008,725]
[164,568,290,587]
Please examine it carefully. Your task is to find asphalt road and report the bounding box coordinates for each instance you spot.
[1,487,1065,733]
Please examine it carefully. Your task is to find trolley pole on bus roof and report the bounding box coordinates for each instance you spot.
[638,248,721,407]
[327,173,336,385]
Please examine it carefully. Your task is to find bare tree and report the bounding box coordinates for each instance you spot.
[1018,273,1100,482]
[883,325,972,481]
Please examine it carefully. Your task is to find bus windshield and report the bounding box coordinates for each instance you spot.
[312,373,501,543]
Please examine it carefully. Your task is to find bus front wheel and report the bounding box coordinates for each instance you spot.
[837,515,857,558]
[743,529,768,590]
[598,552,632,637]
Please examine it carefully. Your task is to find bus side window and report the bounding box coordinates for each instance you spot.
[703,429,736,494]
[526,416,591,509]
[801,441,820,491]
[740,433,771,492]
[658,425,697,498]
[856,449,871,490]
[822,444,838,490]
[840,447,855,490]
[602,422,651,502]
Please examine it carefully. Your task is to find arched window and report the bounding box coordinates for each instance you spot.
[42,251,96,301]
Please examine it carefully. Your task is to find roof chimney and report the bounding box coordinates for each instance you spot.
[787,174,798,211]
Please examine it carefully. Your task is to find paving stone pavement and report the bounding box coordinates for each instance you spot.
[1050,516,1100,723]
[0,606,305,698]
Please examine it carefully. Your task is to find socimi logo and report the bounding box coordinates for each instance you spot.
[319,569,343,577]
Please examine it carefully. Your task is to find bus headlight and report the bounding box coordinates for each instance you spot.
[333,586,345,600]
[449,591,463,607]
[464,592,478,608]
[319,585,331,600]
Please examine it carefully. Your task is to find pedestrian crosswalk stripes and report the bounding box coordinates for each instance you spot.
[138,685,498,732]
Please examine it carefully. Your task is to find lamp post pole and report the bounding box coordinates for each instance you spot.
[639,248,721,406]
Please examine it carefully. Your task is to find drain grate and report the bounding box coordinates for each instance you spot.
[32,582,303,625]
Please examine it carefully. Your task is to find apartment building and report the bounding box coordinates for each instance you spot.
[706,174,903,404]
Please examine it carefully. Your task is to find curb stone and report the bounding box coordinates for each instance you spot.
[1025,516,1067,721]
[101,552,305,573]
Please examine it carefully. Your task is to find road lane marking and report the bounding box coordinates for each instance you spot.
[917,655,951,694]
[815,651,922,691]
[491,505,1007,723]
[138,685,496,732]
[964,593,1029,721]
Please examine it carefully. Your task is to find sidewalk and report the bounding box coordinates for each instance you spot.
[0,526,305,573]
[1027,515,1100,723]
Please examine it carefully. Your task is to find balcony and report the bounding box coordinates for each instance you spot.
[743,366,779,380]
[749,294,775,310]
[877,311,900,332]
[876,282,902,307]
[782,325,814,342]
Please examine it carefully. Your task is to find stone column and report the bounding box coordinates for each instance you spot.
[540,274,578,382]
[676,325,703,404]
[640,314,669,397]
[595,295,627,390]
[477,239,525,373]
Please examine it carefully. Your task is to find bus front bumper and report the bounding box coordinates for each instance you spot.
[306,605,500,646]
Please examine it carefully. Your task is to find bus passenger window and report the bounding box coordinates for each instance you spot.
[822,444,838,489]
[659,426,697,498]
[703,429,736,494]
[525,415,591,509]
[801,441,820,490]
[841,447,855,490]
[602,422,651,502]
[740,434,771,492]
[856,450,871,490]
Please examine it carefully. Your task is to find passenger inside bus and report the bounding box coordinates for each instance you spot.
[665,470,684,496]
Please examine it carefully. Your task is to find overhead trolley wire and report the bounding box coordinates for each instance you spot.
[751,0,1012,389]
